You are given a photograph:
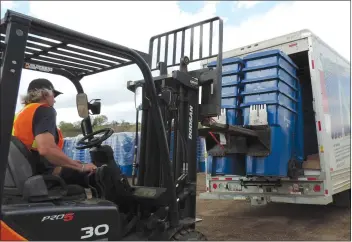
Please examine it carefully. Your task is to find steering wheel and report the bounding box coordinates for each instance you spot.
[75,128,114,150]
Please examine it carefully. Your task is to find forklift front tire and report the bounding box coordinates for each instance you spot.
[171,228,207,241]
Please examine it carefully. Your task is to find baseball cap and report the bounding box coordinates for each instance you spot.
[27,78,63,97]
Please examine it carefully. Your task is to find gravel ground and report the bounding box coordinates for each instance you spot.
[195,173,351,241]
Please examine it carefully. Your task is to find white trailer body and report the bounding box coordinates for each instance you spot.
[199,29,350,206]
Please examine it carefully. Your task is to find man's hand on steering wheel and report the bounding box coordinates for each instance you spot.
[81,163,97,175]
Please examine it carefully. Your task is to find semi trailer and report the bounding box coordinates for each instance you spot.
[199,29,351,207]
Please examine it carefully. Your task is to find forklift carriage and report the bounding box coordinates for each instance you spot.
[0,10,231,241]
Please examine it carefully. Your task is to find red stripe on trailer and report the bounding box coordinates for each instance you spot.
[317,121,322,131]
[225,177,233,181]
[212,177,219,180]
[289,43,297,47]
[311,60,315,69]
[325,189,328,195]
[307,177,317,181]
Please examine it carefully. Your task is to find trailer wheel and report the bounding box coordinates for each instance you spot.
[333,189,351,208]
[171,228,207,241]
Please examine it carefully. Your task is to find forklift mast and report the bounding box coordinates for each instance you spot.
[127,17,223,225]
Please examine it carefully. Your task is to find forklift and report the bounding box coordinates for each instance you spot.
[0,10,227,241]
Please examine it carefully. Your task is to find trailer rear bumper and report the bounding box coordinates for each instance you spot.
[199,192,333,205]
[199,192,247,201]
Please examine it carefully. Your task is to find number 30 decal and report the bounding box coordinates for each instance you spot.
[81,224,109,239]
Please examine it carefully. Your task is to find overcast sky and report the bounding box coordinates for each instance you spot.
[1,1,350,123]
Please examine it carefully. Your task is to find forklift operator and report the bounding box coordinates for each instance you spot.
[12,78,97,187]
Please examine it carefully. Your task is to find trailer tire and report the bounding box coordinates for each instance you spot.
[333,189,351,208]
[171,228,207,241]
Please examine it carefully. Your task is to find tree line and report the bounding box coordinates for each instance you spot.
[59,115,140,137]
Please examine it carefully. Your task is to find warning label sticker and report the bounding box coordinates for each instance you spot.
[24,63,53,72]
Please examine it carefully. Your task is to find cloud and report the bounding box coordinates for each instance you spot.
[234,1,261,9]
[1,0,15,17]
[10,0,350,125]
[1,0,14,9]
[28,1,218,51]
[222,1,350,61]
[17,1,219,123]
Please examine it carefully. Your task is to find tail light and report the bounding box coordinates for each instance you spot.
[313,184,321,192]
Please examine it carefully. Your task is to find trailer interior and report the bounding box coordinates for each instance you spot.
[289,51,319,161]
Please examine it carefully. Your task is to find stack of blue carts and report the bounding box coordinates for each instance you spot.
[240,49,301,177]
[205,50,303,177]
[206,57,246,176]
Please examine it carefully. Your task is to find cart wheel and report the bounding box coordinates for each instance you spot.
[171,227,207,241]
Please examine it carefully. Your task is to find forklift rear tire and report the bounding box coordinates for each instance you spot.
[171,228,207,241]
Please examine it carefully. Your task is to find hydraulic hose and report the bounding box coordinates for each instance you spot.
[131,107,139,186]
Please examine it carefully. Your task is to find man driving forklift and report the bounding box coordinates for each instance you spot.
[13,77,136,207]
[13,78,97,187]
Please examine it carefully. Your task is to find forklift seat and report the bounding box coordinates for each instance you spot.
[3,136,86,204]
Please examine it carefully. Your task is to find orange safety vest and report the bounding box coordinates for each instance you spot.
[12,103,64,151]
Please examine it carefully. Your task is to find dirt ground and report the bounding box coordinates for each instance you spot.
[195,173,351,241]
